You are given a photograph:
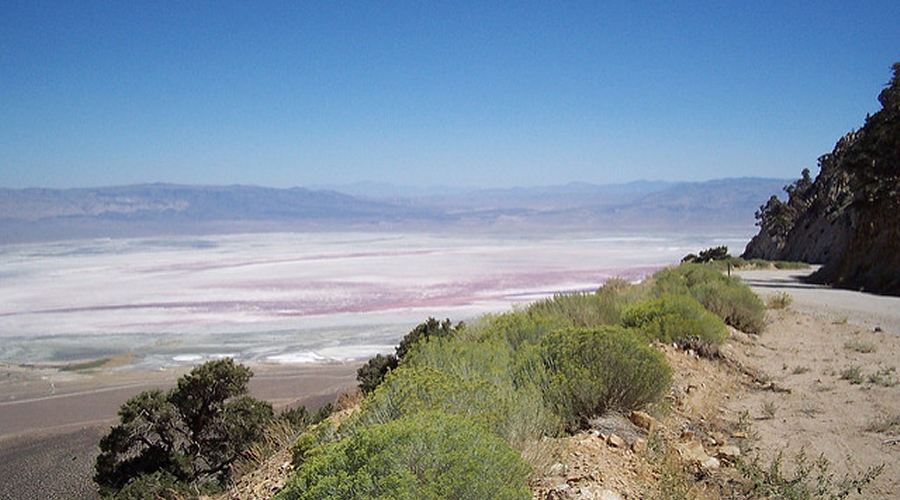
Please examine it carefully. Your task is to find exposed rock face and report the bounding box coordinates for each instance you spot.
[743,63,900,295]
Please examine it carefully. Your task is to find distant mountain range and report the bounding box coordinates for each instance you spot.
[0,178,788,243]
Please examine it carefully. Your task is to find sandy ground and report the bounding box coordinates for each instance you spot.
[0,362,360,500]
[726,268,900,497]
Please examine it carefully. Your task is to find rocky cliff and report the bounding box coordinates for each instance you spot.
[743,63,900,295]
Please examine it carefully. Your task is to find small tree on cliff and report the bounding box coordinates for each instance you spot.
[94,358,273,497]
[357,317,462,393]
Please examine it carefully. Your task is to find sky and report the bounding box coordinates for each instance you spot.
[1,1,898,190]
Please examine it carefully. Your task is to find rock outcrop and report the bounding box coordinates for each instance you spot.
[743,63,900,295]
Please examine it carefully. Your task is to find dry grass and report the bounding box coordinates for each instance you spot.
[844,338,877,354]
[766,291,793,309]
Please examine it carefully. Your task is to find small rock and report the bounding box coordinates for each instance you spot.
[629,410,659,431]
[549,462,568,476]
[631,437,648,454]
[599,490,625,500]
[676,439,708,462]
[700,456,721,471]
[731,431,749,439]
[716,445,741,460]
[607,433,626,448]
[677,439,722,471]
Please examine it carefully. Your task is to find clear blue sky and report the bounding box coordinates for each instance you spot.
[2,1,898,189]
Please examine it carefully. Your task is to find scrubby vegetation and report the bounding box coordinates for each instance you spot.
[355,317,462,394]
[101,260,821,499]
[736,449,884,500]
[277,261,759,499]
[621,293,728,344]
[650,263,767,334]
[682,245,810,273]
[540,326,672,430]
[279,412,531,500]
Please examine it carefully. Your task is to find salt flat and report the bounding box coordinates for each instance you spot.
[0,230,751,367]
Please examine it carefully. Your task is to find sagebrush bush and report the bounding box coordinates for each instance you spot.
[650,263,766,334]
[651,263,723,294]
[527,290,621,328]
[456,309,566,353]
[352,335,559,445]
[621,294,728,345]
[358,362,511,434]
[278,412,531,500]
[540,326,672,430]
[691,280,765,334]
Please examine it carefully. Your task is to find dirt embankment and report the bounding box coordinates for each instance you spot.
[529,269,900,499]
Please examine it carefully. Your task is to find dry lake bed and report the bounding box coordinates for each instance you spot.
[0,230,751,369]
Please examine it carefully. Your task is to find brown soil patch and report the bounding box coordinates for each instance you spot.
[527,306,900,499]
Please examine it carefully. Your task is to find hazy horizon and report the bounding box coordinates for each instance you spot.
[0,175,781,192]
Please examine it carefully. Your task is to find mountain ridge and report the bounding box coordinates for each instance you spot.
[1,178,787,244]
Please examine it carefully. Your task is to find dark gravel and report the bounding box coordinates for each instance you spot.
[0,426,103,500]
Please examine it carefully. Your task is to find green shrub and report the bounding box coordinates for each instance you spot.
[772,260,811,270]
[278,412,531,500]
[651,262,724,295]
[290,417,342,469]
[527,290,621,328]
[621,294,728,345]
[692,280,766,334]
[767,291,793,309]
[651,263,766,334]
[356,318,462,394]
[111,471,197,500]
[469,310,566,350]
[357,363,510,434]
[539,326,672,430]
